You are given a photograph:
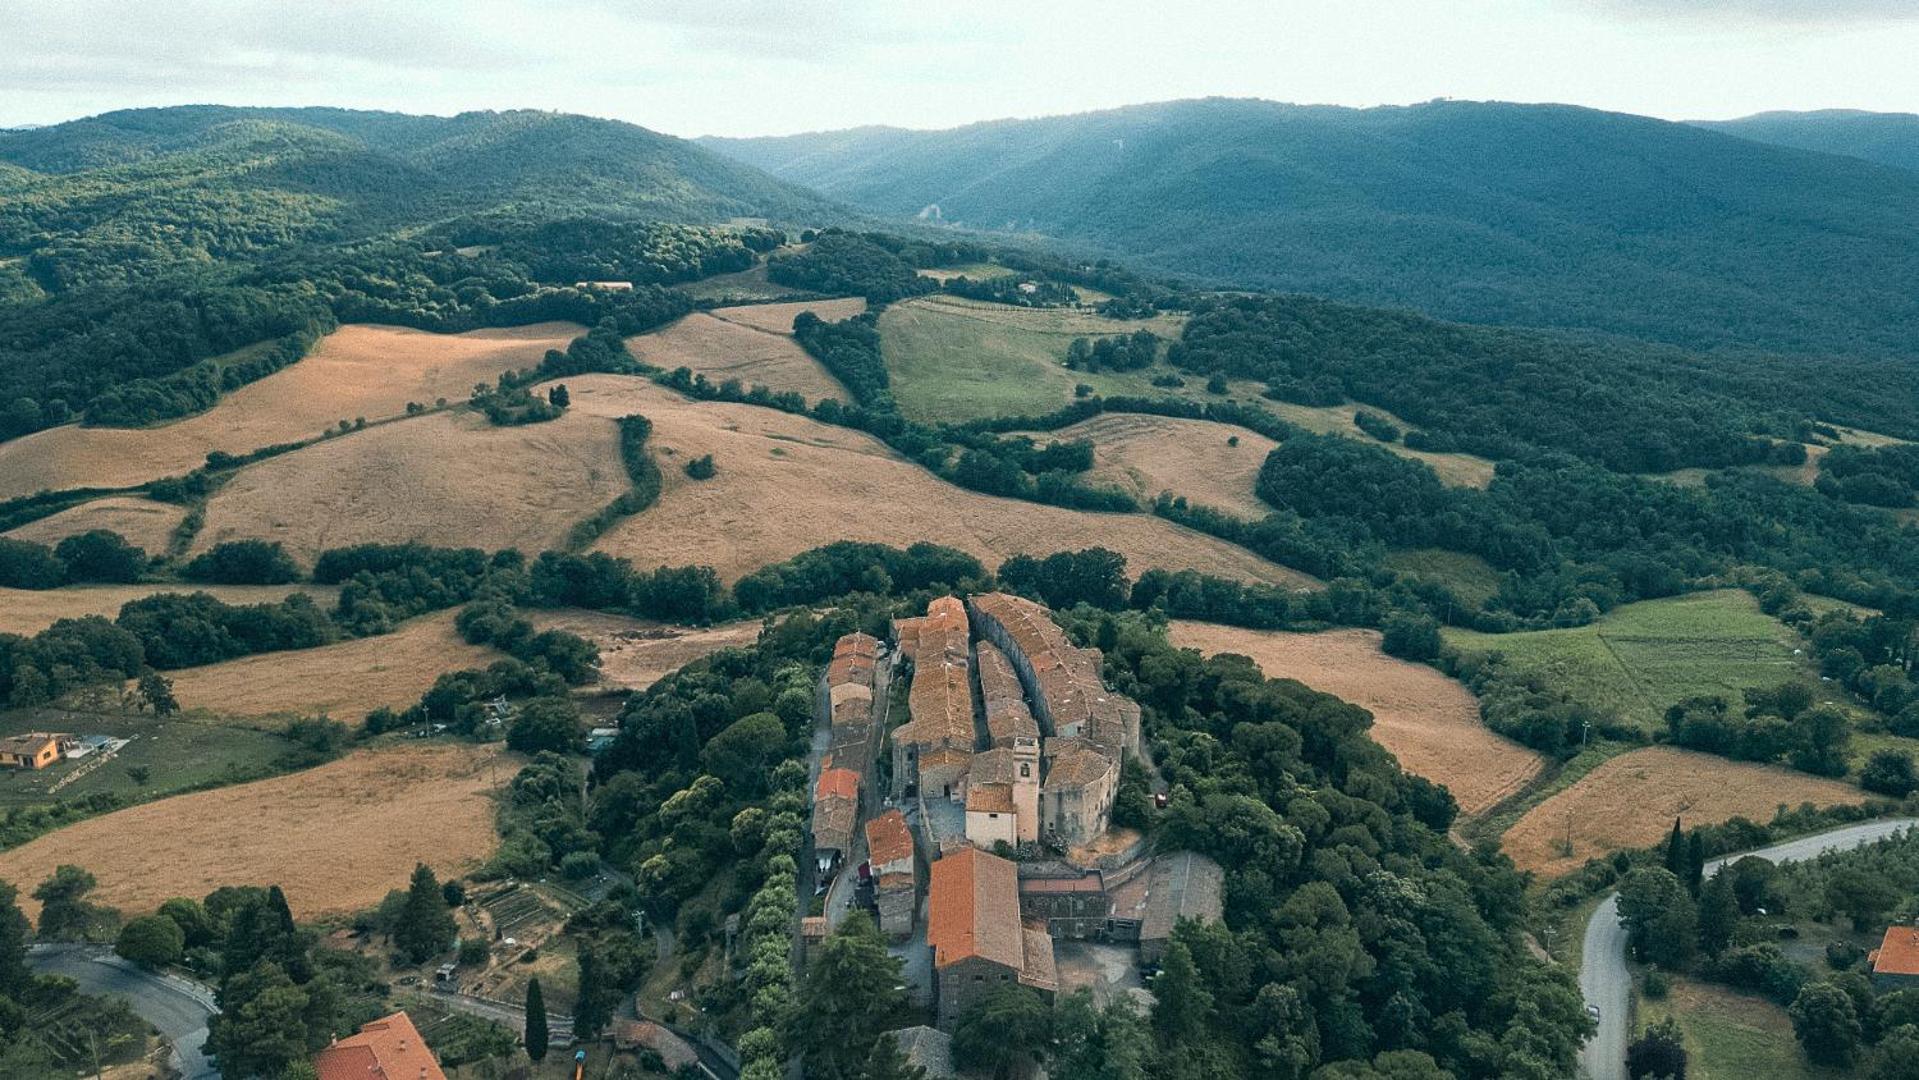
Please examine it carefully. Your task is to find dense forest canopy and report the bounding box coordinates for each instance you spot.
[705,97,1919,357]
[1694,109,1919,175]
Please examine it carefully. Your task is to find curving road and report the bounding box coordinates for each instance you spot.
[29,943,220,1079]
[1578,817,1919,1080]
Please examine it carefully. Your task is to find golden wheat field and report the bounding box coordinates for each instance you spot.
[0,322,580,501]
[528,609,763,691]
[708,298,867,333]
[1166,621,1546,816]
[190,407,629,567]
[159,609,498,723]
[0,583,341,636]
[555,375,1318,587]
[626,311,850,403]
[1502,746,1865,877]
[1012,413,1278,517]
[5,496,186,554]
[0,743,505,919]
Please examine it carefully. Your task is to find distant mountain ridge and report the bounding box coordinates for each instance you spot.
[1694,109,1919,174]
[0,104,840,237]
[704,97,1919,357]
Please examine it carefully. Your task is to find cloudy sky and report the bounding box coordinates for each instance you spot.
[3,0,1917,135]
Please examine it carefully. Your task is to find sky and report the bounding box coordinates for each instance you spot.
[3,0,1918,136]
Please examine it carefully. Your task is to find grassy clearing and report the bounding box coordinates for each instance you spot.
[1443,590,1811,733]
[1383,548,1505,607]
[678,260,812,303]
[1638,977,1840,1080]
[877,295,1192,422]
[876,297,1495,488]
[0,708,293,807]
[1255,399,1497,487]
[917,262,1014,282]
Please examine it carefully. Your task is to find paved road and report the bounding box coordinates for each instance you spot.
[29,943,219,1079]
[1578,817,1919,1079]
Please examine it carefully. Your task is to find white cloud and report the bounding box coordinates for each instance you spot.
[0,0,1915,134]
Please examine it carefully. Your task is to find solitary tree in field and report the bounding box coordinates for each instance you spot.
[524,978,548,1062]
[137,669,178,716]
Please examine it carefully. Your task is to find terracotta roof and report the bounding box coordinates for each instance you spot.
[1043,739,1117,791]
[866,809,915,868]
[313,1011,447,1080]
[917,745,973,775]
[1875,926,1919,976]
[1019,927,1060,992]
[967,783,1015,814]
[815,767,860,802]
[969,747,1017,786]
[927,848,1023,969]
[834,631,880,659]
[969,593,1138,755]
[977,643,1041,746]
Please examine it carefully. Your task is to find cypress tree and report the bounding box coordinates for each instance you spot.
[394,863,456,964]
[1687,832,1706,896]
[1699,870,1738,957]
[1664,818,1686,880]
[524,977,548,1062]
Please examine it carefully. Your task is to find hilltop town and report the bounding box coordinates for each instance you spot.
[807,593,1221,1055]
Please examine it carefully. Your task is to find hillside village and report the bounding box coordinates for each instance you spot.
[806,593,1222,1061]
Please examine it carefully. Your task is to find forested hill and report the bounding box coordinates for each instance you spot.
[0,105,839,288]
[1694,110,1919,174]
[704,97,1919,357]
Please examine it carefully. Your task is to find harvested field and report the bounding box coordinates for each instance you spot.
[5,496,186,554]
[0,583,339,636]
[159,610,498,723]
[0,323,580,501]
[1502,746,1864,877]
[0,743,505,919]
[559,375,1318,588]
[1166,621,1545,816]
[708,298,867,333]
[1011,413,1277,516]
[627,312,849,403]
[527,609,763,691]
[191,407,629,567]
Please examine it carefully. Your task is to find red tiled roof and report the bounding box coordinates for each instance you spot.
[313,1011,447,1080]
[815,767,860,802]
[927,848,1022,969]
[866,809,915,867]
[967,783,1015,814]
[1876,926,1919,976]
